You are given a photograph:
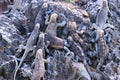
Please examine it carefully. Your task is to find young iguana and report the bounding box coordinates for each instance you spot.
[13,23,40,80]
[45,12,66,36]
[45,13,69,49]
[92,26,109,71]
[96,0,109,27]
[91,0,115,71]
[72,62,91,80]
[31,49,47,80]
[94,26,109,71]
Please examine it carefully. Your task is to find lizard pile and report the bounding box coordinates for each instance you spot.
[0,0,119,80]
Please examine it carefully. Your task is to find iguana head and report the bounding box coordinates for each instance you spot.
[102,0,108,9]
[68,21,77,31]
[36,49,44,59]
[49,13,58,23]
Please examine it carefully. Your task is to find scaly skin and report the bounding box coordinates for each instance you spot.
[31,49,46,80]
[95,28,109,71]
[45,13,66,36]
[45,13,69,49]
[92,0,110,71]
[13,23,40,80]
[96,0,109,27]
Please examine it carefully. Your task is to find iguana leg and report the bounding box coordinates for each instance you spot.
[16,44,25,53]
[43,58,50,63]
[45,40,50,53]
[44,46,49,53]
[90,23,97,30]
[103,23,115,29]
[64,46,70,52]
[108,7,113,17]
[64,46,74,59]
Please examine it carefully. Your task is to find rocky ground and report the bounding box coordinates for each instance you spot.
[0,0,120,80]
